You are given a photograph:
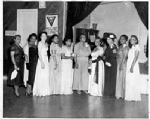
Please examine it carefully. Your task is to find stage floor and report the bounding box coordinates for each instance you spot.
[3,81,148,118]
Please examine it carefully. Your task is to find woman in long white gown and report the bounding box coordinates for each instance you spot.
[88,38,105,96]
[125,35,141,101]
[49,34,62,95]
[33,32,50,97]
[61,38,74,95]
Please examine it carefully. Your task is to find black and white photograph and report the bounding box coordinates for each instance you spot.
[2,0,149,118]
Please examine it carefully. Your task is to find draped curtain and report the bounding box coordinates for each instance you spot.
[134,2,148,29]
[134,2,148,57]
[65,2,148,57]
[65,2,100,39]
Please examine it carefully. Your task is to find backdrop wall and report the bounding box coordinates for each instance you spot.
[90,2,147,62]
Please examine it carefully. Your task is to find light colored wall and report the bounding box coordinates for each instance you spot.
[90,2,148,62]
[73,15,91,44]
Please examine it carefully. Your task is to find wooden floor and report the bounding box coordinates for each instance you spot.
[3,81,148,118]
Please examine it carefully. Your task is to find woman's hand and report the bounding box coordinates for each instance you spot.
[103,56,106,60]
[113,49,117,53]
[130,66,134,73]
[41,61,45,69]
[14,65,19,70]
[88,59,92,66]
[119,64,123,70]
[70,56,74,60]
[105,62,111,67]
[85,42,89,47]
[54,63,57,70]
[75,63,78,69]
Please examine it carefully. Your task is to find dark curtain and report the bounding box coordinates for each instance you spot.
[65,2,100,39]
[134,2,148,29]
[134,2,148,58]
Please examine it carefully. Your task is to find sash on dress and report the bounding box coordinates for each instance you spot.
[92,56,103,84]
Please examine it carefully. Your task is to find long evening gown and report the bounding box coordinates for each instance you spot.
[104,44,117,97]
[60,45,73,95]
[115,44,128,99]
[28,46,38,87]
[73,42,91,91]
[7,43,25,86]
[33,42,50,96]
[23,43,29,87]
[88,46,105,96]
[49,42,62,94]
[125,45,141,101]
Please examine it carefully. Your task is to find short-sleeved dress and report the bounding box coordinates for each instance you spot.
[60,45,73,95]
[7,43,25,86]
[49,42,62,94]
[125,45,141,101]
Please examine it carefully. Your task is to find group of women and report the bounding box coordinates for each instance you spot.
[7,31,141,101]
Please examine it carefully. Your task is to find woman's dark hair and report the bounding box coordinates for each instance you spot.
[80,33,86,39]
[103,32,110,39]
[27,33,37,42]
[102,32,109,46]
[79,33,87,43]
[15,34,21,39]
[38,31,47,41]
[63,38,72,45]
[95,37,101,42]
[118,34,128,46]
[131,35,138,44]
[128,35,139,48]
[96,37,105,47]
[50,34,58,41]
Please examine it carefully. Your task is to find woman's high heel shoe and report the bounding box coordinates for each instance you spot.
[77,90,81,94]
[25,92,31,97]
[14,92,20,97]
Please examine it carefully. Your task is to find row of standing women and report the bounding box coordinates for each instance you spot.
[7,31,141,101]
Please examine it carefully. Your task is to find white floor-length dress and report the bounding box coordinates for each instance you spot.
[88,46,105,96]
[33,42,50,96]
[125,45,141,101]
[49,42,62,95]
[60,45,73,95]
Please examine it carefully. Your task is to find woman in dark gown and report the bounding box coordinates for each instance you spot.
[7,35,25,97]
[104,33,117,97]
[25,33,38,96]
